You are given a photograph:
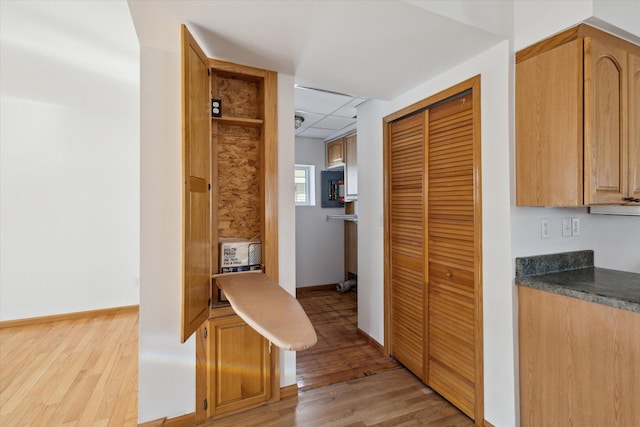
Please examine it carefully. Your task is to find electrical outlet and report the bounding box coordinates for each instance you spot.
[541,218,551,239]
[562,218,572,237]
[571,217,580,236]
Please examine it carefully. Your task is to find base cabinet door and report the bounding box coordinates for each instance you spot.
[208,315,271,417]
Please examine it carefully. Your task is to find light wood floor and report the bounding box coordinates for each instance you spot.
[0,291,473,427]
[0,308,138,426]
[296,288,400,391]
[204,368,474,427]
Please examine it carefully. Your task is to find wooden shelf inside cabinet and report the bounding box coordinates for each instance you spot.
[212,116,264,127]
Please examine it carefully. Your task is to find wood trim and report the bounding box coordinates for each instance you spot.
[516,25,581,63]
[195,323,207,422]
[471,76,485,425]
[270,344,281,403]
[296,284,337,296]
[263,70,279,282]
[382,118,391,357]
[383,75,481,123]
[209,58,268,78]
[356,328,385,354]
[279,384,299,400]
[138,412,197,427]
[0,305,138,329]
[516,23,640,63]
[483,421,496,427]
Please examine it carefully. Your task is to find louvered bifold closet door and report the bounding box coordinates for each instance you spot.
[388,112,428,380]
[427,93,477,418]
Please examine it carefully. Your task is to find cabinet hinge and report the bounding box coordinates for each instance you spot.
[204,398,208,410]
[204,326,208,339]
[207,69,210,76]
[208,183,211,191]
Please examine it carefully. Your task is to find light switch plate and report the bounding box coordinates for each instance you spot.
[541,218,551,239]
[571,217,580,236]
[562,218,572,237]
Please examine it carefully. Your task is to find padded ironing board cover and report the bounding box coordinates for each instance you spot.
[215,273,317,351]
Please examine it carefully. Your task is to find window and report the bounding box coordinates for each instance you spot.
[294,164,315,206]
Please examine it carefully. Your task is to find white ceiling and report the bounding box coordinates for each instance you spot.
[127,1,509,140]
[294,86,365,139]
[128,0,504,103]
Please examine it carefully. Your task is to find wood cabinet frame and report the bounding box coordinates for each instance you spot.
[180,25,280,424]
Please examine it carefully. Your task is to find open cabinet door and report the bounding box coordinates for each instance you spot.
[181,25,211,343]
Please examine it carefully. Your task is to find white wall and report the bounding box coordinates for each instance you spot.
[512,208,640,273]
[137,39,298,423]
[277,73,298,387]
[357,41,516,426]
[0,0,140,321]
[592,1,640,41]
[295,137,345,287]
[513,0,593,50]
[356,99,389,343]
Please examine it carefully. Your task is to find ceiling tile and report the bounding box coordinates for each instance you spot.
[312,115,356,130]
[332,98,367,118]
[297,127,339,139]
[294,111,324,129]
[295,86,353,115]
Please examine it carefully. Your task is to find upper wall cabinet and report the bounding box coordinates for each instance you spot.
[345,133,358,199]
[326,132,357,200]
[516,24,640,207]
[326,137,345,168]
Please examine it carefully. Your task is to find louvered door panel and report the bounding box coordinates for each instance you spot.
[427,93,478,419]
[388,112,427,380]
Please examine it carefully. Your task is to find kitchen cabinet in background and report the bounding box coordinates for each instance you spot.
[326,137,345,168]
[326,132,357,200]
[345,133,358,199]
[516,24,640,206]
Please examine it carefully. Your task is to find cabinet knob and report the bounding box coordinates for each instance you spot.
[446,271,452,278]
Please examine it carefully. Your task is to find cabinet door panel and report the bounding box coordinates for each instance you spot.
[209,315,270,416]
[516,40,583,206]
[327,138,345,167]
[181,25,211,342]
[345,133,358,198]
[629,53,640,200]
[584,37,627,204]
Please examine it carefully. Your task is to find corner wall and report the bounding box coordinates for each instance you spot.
[0,0,140,321]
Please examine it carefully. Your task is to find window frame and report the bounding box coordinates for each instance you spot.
[294,164,316,206]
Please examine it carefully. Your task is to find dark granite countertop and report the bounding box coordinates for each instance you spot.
[515,250,640,313]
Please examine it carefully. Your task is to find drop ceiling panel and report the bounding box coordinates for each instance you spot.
[295,87,353,115]
[332,98,366,118]
[312,115,355,130]
[296,127,339,139]
[294,111,325,128]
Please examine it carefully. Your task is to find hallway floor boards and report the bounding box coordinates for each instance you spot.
[295,287,400,392]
